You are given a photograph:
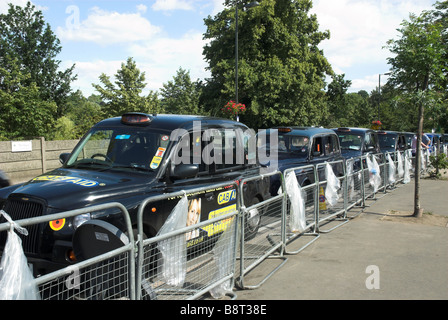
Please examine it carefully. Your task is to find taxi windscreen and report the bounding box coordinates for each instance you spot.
[65,128,171,172]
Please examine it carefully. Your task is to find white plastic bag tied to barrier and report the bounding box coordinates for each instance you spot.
[403,152,412,184]
[396,152,404,178]
[156,193,188,287]
[346,159,355,200]
[284,171,306,233]
[366,154,381,192]
[209,218,236,299]
[0,210,40,300]
[421,149,426,171]
[387,153,396,184]
[325,162,340,207]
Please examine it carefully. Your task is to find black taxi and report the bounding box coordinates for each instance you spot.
[0,113,269,277]
[332,127,383,174]
[260,127,344,194]
[377,130,408,154]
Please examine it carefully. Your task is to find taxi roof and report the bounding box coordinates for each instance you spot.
[94,113,247,131]
[332,127,376,134]
[273,126,337,137]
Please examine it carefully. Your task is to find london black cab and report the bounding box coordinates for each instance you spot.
[332,127,381,159]
[377,130,408,157]
[261,127,344,194]
[0,113,269,277]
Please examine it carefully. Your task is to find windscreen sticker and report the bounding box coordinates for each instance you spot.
[32,175,99,187]
[155,147,166,157]
[115,134,130,140]
[150,156,162,169]
[161,135,169,141]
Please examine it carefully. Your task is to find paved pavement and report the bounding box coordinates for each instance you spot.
[234,173,448,300]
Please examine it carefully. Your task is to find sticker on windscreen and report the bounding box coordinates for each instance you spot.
[115,134,130,140]
[150,156,162,169]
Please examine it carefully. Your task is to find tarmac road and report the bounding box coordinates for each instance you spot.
[234,173,448,300]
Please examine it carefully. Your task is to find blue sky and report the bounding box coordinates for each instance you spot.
[0,0,437,97]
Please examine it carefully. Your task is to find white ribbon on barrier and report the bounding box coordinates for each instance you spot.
[325,162,340,207]
[156,193,188,287]
[0,210,40,300]
[397,152,404,178]
[284,171,306,233]
[387,153,396,184]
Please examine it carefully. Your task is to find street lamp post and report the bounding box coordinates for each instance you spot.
[235,1,259,121]
[378,72,391,122]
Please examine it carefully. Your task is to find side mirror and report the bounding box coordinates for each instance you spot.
[171,164,199,179]
[59,153,70,164]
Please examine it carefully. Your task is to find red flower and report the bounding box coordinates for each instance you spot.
[222,101,247,116]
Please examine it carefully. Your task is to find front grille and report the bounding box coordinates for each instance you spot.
[0,197,44,254]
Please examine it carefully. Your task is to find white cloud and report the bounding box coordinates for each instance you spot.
[63,59,124,96]
[128,30,209,91]
[311,0,436,92]
[152,0,195,11]
[56,6,161,45]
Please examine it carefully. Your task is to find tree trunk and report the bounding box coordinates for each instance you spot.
[414,76,428,218]
[413,106,424,218]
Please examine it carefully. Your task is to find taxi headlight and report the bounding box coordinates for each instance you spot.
[73,213,91,229]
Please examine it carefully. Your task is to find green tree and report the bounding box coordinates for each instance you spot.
[0,1,76,118]
[202,0,333,128]
[62,90,104,138]
[0,57,57,139]
[386,8,446,217]
[346,91,373,128]
[325,74,352,127]
[160,67,205,115]
[92,57,162,118]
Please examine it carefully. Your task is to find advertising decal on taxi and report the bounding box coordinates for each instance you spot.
[33,175,99,187]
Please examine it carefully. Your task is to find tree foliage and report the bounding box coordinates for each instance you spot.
[160,67,205,115]
[0,56,57,139]
[202,0,333,129]
[0,1,76,118]
[385,3,447,217]
[92,57,162,118]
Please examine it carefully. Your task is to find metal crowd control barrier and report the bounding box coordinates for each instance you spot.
[235,170,288,290]
[315,160,349,233]
[1,152,426,300]
[136,181,239,300]
[281,165,320,255]
[345,157,365,213]
[0,203,136,300]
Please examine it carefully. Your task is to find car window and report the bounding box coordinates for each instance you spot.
[214,128,245,171]
[365,133,378,150]
[339,134,362,151]
[378,134,396,149]
[66,128,169,172]
[174,131,208,174]
[325,135,339,155]
[275,134,309,159]
[312,137,324,157]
